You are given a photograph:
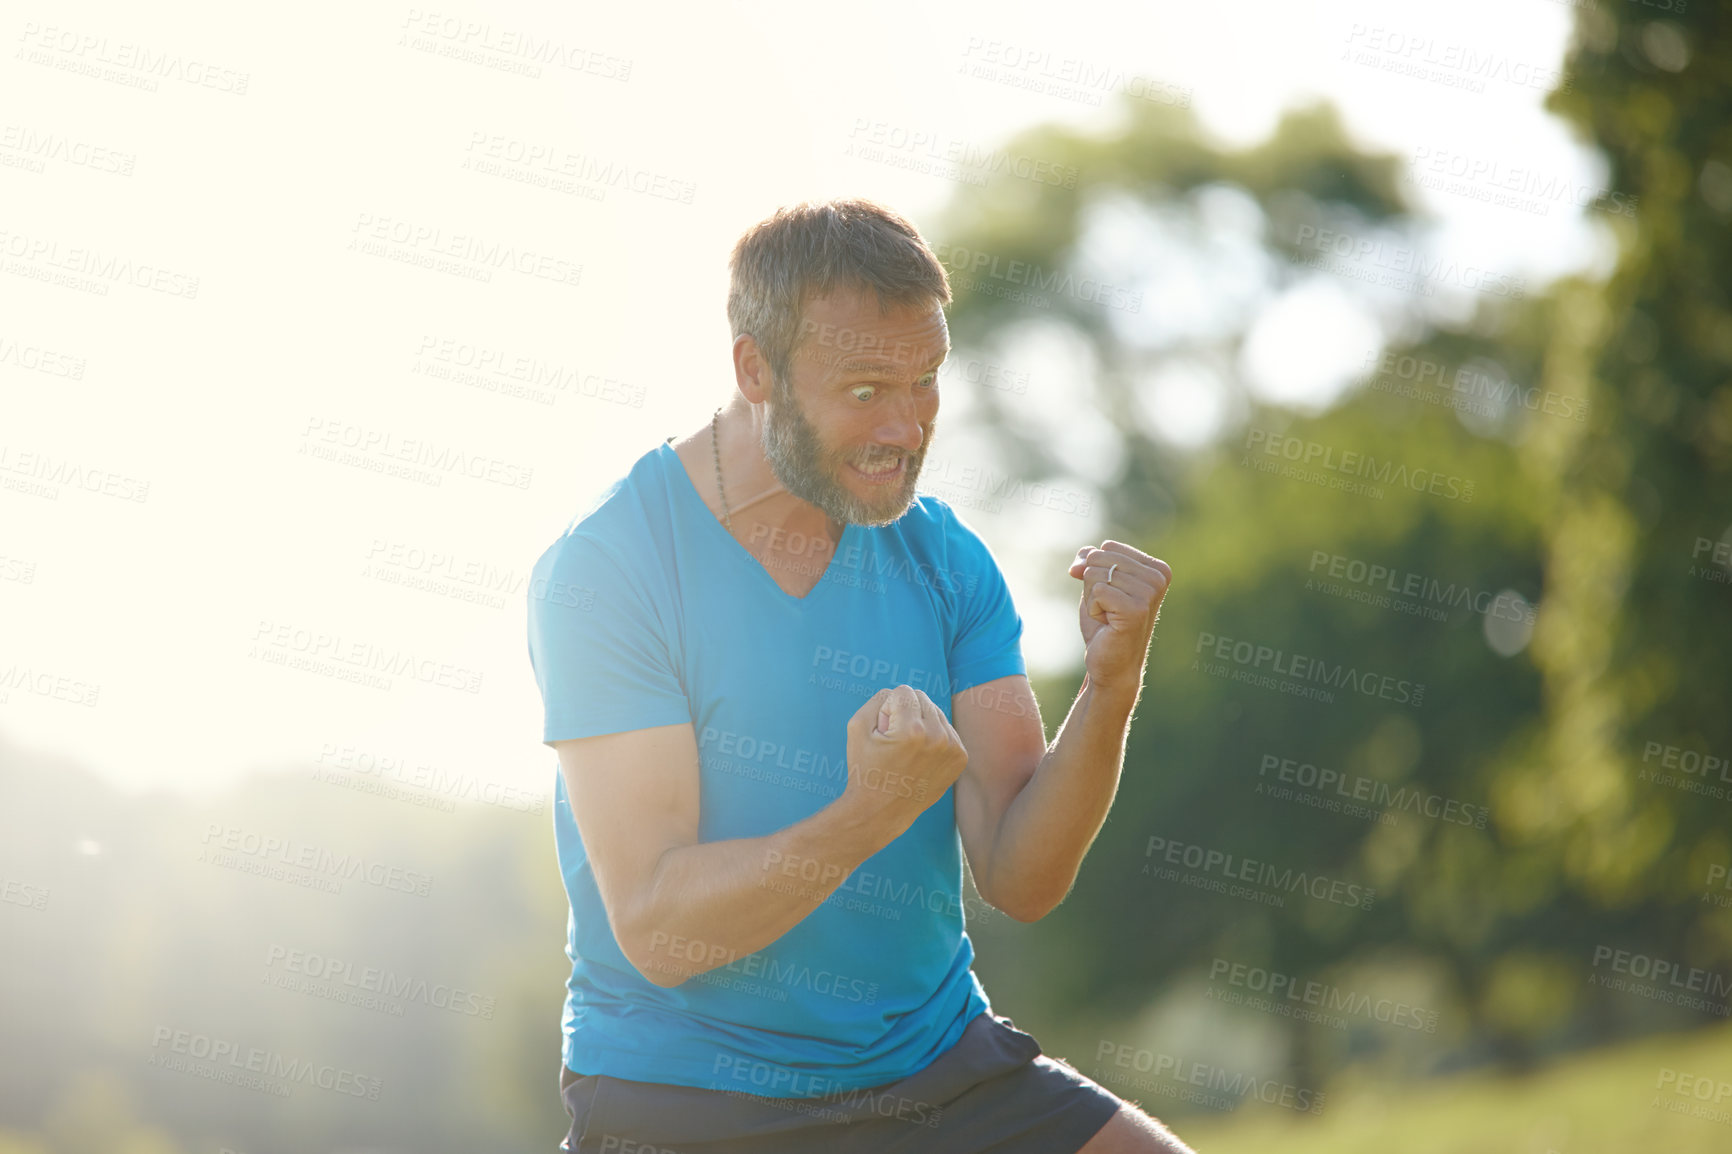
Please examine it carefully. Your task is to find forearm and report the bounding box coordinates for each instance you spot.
[626,791,900,985]
[984,674,1137,920]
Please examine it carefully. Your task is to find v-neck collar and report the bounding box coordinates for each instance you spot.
[656,441,856,605]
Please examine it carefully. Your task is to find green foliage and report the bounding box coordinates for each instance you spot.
[938,0,1732,1093]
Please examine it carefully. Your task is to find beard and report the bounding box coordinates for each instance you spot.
[761,380,930,527]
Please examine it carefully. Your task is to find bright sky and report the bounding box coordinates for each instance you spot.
[1,0,1613,798]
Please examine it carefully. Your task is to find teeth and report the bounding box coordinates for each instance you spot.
[855,459,900,476]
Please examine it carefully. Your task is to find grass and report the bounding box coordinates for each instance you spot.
[1165,1020,1732,1154]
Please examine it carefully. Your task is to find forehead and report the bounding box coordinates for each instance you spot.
[796,286,949,374]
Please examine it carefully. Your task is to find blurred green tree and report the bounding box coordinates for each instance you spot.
[937,1,1731,1094]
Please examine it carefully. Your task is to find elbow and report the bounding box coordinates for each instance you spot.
[984,883,1062,924]
[623,919,736,988]
[998,897,1057,924]
[986,874,1071,923]
[615,875,697,987]
[617,912,695,988]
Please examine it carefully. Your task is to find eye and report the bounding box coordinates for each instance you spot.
[850,374,935,402]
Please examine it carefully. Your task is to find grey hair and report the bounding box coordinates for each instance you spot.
[726,198,951,392]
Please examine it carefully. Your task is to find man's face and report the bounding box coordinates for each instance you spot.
[761,288,949,527]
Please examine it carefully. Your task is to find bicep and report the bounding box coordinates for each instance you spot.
[951,675,1046,903]
[554,722,700,954]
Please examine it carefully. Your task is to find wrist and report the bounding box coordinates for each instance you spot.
[819,788,906,864]
[1082,671,1140,713]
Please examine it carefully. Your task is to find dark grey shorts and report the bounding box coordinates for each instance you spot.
[558,1011,1123,1153]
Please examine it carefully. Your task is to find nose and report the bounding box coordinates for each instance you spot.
[873,394,927,455]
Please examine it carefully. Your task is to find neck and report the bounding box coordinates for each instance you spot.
[710,403,843,554]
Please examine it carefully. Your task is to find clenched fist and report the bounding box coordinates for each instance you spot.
[842,684,969,836]
[1069,540,1172,701]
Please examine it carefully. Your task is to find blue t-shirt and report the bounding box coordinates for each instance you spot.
[525,440,1028,1095]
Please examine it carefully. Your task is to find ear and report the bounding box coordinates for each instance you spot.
[733,333,775,405]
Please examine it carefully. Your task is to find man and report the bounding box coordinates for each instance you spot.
[526,199,1188,1153]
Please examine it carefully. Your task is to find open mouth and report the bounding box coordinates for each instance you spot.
[847,457,905,485]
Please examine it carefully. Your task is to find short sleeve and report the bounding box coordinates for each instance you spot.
[943,510,1026,696]
[526,533,690,745]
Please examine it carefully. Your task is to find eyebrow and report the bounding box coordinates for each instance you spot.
[837,349,951,374]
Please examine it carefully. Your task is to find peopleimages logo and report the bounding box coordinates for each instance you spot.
[263,944,496,1018]
[1403,146,1637,220]
[0,443,150,503]
[1257,753,1488,829]
[16,22,251,94]
[1143,835,1375,910]
[347,212,583,287]
[697,950,881,1005]
[1654,1067,1732,1122]
[1294,224,1527,299]
[1361,349,1590,423]
[314,741,544,814]
[1639,739,1732,803]
[149,1026,382,1100]
[700,727,847,785]
[1,877,50,911]
[1307,551,1534,626]
[1244,428,1475,502]
[0,331,88,379]
[846,120,1079,189]
[301,417,534,489]
[1194,630,1426,707]
[1703,863,1732,909]
[1093,1040,1325,1114]
[957,37,1192,109]
[413,335,646,408]
[397,9,633,80]
[199,823,433,897]
[807,645,951,702]
[1341,24,1570,94]
[1590,945,1732,1013]
[1207,958,1440,1032]
[928,243,1142,313]
[710,1054,944,1127]
[0,663,101,707]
